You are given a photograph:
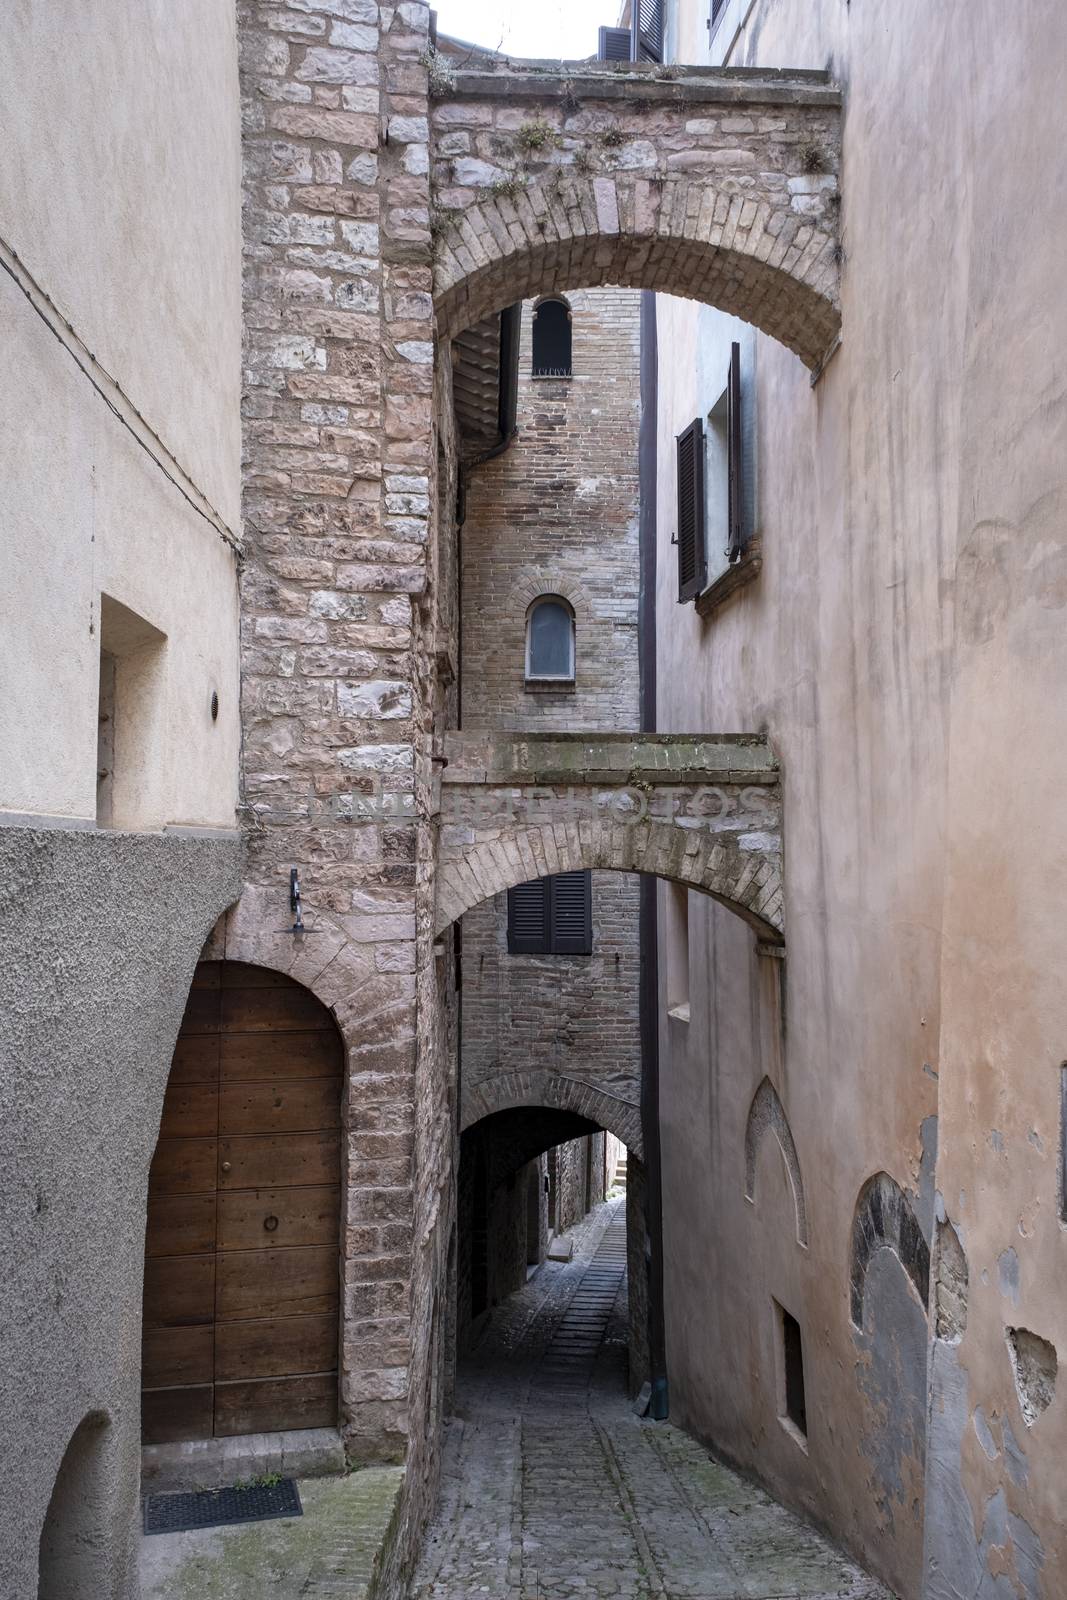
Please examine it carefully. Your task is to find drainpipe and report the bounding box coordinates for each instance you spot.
[638,289,668,1421]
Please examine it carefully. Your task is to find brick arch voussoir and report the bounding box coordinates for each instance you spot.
[510,570,596,624]
[462,1069,643,1158]
[435,818,783,939]
[434,177,839,368]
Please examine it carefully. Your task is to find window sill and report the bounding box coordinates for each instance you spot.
[696,536,762,619]
[524,679,576,693]
[667,1002,691,1024]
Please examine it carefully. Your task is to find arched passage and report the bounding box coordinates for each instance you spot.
[37,1412,111,1600]
[462,1071,644,1158]
[141,960,344,1444]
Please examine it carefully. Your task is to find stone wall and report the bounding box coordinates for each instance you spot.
[236,0,452,1578]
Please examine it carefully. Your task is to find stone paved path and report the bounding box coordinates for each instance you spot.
[411,1200,890,1600]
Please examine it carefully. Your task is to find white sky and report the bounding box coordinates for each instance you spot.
[434,0,618,60]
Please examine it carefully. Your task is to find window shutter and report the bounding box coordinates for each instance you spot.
[676,417,706,603]
[632,0,664,62]
[507,879,549,954]
[598,25,633,60]
[726,340,744,563]
[549,872,593,955]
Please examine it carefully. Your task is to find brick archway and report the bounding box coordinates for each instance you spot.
[431,63,842,368]
[462,1071,644,1158]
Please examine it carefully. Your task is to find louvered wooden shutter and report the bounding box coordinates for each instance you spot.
[676,417,706,602]
[598,25,633,60]
[507,879,549,953]
[726,340,743,562]
[632,0,664,62]
[549,871,592,955]
[507,873,592,954]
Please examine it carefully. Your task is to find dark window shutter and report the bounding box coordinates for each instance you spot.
[632,0,664,62]
[727,340,744,563]
[676,417,706,602]
[598,25,633,60]
[507,879,549,953]
[549,871,593,955]
[507,872,592,955]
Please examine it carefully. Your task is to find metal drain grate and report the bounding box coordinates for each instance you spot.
[143,1478,302,1535]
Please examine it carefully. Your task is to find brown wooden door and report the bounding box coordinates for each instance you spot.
[141,961,342,1444]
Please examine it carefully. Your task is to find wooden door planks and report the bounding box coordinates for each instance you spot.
[140,960,342,1446]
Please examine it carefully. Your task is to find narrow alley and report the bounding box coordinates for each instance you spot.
[413,1201,887,1600]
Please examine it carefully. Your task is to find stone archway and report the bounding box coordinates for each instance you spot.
[436,731,783,941]
[198,894,418,1465]
[431,60,842,368]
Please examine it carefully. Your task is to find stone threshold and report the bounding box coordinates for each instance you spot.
[138,1463,407,1600]
[141,1427,346,1494]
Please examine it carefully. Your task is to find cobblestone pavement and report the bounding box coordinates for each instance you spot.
[411,1199,890,1600]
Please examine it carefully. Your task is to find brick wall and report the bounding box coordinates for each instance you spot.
[460,288,642,733]
[458,288,644,1196]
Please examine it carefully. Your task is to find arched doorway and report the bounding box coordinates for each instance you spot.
[141,960,343,1443]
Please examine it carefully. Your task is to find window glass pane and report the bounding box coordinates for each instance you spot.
[532,300,572,377]
[527,600,573,679]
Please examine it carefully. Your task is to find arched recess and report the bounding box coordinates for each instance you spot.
[743,1077,808,1247]
[38,1412,111,1600]
[436,819,783,943]
[848,1172,930,1329]
[141,959,344,1443]
[461,1070,643,1158]
[434,176,839,369]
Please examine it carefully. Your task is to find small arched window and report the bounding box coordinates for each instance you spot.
[531,298,572,378]
[525,595,575,684]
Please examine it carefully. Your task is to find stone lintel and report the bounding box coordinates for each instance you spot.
[443,69,842,111]
[440,731,779,788]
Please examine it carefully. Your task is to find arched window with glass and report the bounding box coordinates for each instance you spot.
[531,298,573,378]
[525,594,575,685]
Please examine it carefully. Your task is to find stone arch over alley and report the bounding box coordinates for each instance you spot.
[431,59,842,368]
[435,731,784,940]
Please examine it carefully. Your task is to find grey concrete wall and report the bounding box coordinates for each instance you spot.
[0,826,241,1599]
[655,1,1067,1596]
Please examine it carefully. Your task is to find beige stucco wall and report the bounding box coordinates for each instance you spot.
[0,0,242,827]
[655,1,1067,1596]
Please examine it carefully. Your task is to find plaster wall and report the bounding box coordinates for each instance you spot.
[0,0,242,523]
[0,829,242,1600]
[0,0,242,826]
[654,0,1067,1595]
